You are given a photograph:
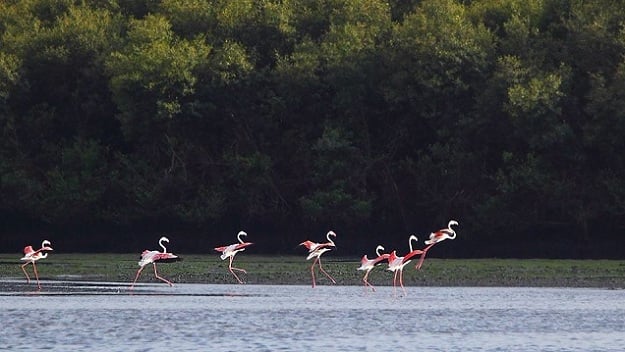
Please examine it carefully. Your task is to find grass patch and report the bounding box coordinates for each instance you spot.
[2,254,625,287]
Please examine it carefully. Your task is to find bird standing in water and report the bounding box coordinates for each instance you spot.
[387,235,423,297]
[300,231,337,288]
[357,245,389,292]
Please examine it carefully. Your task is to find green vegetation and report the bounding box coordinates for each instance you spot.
[2,1,625,257]
[3,254,625,287]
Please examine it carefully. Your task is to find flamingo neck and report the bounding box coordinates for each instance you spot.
[237,232,246,244]
[375,245,384,257]
[326,232,336,246]
[408,235,418,252]
[159,240,167,253]
[447,222,457,239]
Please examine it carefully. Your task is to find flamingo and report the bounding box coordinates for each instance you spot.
[214,231,253,284]
[130,236,181,289]
[299,231,337,288]
[387,235,423,296]
[20,240,53,289]
[415,220,459,270]
[357,245,389,292]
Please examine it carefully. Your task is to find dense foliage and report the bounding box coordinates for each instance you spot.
[2,0,625,257]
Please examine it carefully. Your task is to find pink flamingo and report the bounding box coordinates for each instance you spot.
[299,231,337,288]
[387,235,423,296]
[415,220,458,270]
[131,236,181,289]
[357,245,389,292]
[214,231,253,284]
[20,239,54,289]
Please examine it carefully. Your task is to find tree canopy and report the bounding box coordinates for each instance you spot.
[1,0,625,257]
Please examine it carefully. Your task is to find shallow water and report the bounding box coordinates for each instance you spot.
[1,281,624,351]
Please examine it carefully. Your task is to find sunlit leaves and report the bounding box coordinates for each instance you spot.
[209,40,253,84]
[0,52,20,100]
[107,14,210,122]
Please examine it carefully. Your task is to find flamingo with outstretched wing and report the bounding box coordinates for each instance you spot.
[131,236,181,289]
[387,235,423,297]
[300,231,337,288]
[20,239,54,289]
[357,245,389,292]
[415,220,458,270]
[214,231,254,284]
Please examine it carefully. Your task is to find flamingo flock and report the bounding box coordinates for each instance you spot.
[16,221,458,292]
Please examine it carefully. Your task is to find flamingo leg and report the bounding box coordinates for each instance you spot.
[32,262,41,289]
[317,257,336,284]
[310,257,318,288]
[130,265,146,289]
[362,270,375,292]
[392,270,399,297]
[399,269,407,296]
[228,256,247,273]
[152,263,173,286]
[415,244,436,270]
[21,262,31,284]
[228,256,244,284]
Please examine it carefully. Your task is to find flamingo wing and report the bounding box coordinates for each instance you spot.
[306,247,332,260]
[233,242,253,251]
[358,255,373,270]
[403,249,425,262]
[425,230,447,245]
[22,246,34,256]
[299,240,319,251]
[387,252,403,271]
[214,245,229,253]
[372,253,390,265]
[138,250,159,266]
[359,255,370,265]
[32,246,53,256]
[152,252,181,263]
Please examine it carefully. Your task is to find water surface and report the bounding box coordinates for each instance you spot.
[1,281,623,351]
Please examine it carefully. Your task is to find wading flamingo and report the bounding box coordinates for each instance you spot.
[415,220,459,270]
[357,245,389,292]
[387,235,423,297]
[300,231,337,288]
[20,240,53,289]
[131,236,181,289]
[214,231,253,284]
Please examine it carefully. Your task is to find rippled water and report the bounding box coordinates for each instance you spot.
[1,281,624,351]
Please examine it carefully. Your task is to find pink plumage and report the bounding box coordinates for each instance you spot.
[387,235,421,296]
[424,220,459,245]
[299,231,337,288]
[130,236,181,289]
[357,245,389,291]
[416,220,459,270]
[214,231,253,284]
[20,239,53,289]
